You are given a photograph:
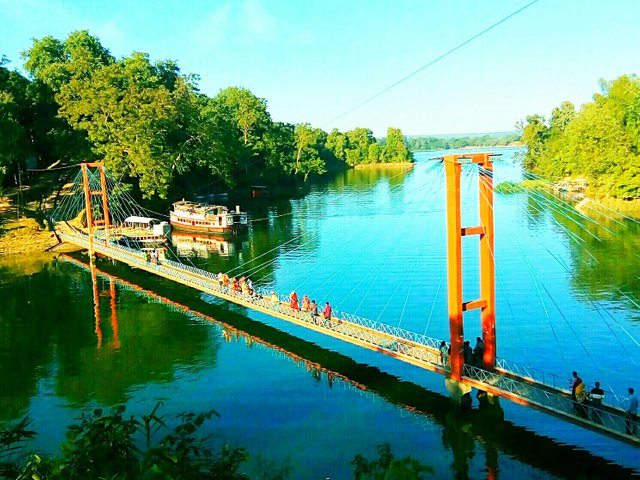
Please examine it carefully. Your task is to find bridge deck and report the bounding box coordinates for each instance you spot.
[59,233,639,445]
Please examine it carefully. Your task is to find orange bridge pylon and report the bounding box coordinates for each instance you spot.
[444,153,496,381]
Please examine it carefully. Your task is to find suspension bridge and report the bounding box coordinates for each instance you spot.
[48,157,640,446]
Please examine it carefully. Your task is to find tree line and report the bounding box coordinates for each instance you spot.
[519,74,640,199]
[0,31,413,200]
[406,132,520,151]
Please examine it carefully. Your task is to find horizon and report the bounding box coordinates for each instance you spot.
[2,0,639,137]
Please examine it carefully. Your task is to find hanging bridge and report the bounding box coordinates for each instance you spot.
[49,159,640,446]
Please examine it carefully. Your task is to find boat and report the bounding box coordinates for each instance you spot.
[170,200,249,234]
[113,216,171,247]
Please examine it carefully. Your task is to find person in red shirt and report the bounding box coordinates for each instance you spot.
[290,291,299,311]
[323,302,332,322]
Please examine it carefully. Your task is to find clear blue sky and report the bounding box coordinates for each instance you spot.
[2,0,639,137]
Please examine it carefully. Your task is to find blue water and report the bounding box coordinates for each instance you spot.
[1,147,639,477]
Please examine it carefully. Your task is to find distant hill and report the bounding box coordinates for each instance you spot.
[405,131,517,139]
[404,131,521,151]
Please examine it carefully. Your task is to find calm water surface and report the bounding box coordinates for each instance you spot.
[1,147,639,478]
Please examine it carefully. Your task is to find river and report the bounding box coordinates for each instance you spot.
[1,147,639,478]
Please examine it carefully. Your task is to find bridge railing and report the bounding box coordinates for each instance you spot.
[463,364,635,440]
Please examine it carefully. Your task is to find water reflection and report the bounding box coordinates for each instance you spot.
[171,232,248,258]
[519,189,640,316]
[0,254,216,416]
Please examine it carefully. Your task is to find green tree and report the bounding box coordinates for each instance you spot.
[293,123,326,180]
[216,86,270,145]
[382,127,413,163]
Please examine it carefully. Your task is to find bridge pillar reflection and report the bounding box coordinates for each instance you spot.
[444,153,496,380]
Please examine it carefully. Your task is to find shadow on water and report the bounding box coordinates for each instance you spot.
[0,255,215,417]
[70,254,637,479]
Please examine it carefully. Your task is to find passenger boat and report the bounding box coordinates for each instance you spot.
[169,200,249,234]
[113,216,171,247]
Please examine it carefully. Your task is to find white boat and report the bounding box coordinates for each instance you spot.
[115,216,171,246]
[169,200,249,234]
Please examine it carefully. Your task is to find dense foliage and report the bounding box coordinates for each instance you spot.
[0,407,430,479]
[1,404,252,479]
[0,31,413,200]
[406,132,520,151]
[519,74,640,199]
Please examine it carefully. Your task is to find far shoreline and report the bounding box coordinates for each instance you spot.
[353,162,414,170]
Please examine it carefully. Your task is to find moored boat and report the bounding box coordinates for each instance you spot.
[114,216,171,247]
[170,200,249,234]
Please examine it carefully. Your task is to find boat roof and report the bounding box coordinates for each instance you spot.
[173,200,226,208]
[123,215,159,224]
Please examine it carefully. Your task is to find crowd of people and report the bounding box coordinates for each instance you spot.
[571,371,637,434]
[436,341,638,434]
[285,291,334,325]
[438,337,485,369]
[213,277,336,325]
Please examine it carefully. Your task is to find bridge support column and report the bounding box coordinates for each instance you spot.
[444,153,497,379]
[445,160,464,381]
[81,162,111,251]
[478,159,496,370]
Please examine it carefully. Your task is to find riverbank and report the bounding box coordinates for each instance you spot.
[577,196,640,220]
[0,196,59,256]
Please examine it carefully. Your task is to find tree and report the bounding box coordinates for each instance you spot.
[518,114,548,171]
[216,86,270,145]
[345,128,376,166]
[0,63,28,177]
[326,128,348,162]
[293,123,326,180]
[382,127,413,163]
[519,74,640,199]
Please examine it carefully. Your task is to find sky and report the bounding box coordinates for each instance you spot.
[2,0,639,137]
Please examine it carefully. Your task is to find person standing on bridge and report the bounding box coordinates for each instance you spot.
[439,341,449,366]
[463,341,473,366]
[570,371,583,401]
[626,387,638,435]
[473,337,484,368]
[290,291,299,312]
[323,302,332,324]
[589,381,605,423]
[310,299,318,323]
[270,291,279,311]
[301,294,310,313]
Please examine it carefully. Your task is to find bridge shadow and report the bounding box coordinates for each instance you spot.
[73,254,638,479]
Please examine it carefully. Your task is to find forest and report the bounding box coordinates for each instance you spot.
[406,132,521,151]
[0,31,413,200]
[519,74,640,199]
